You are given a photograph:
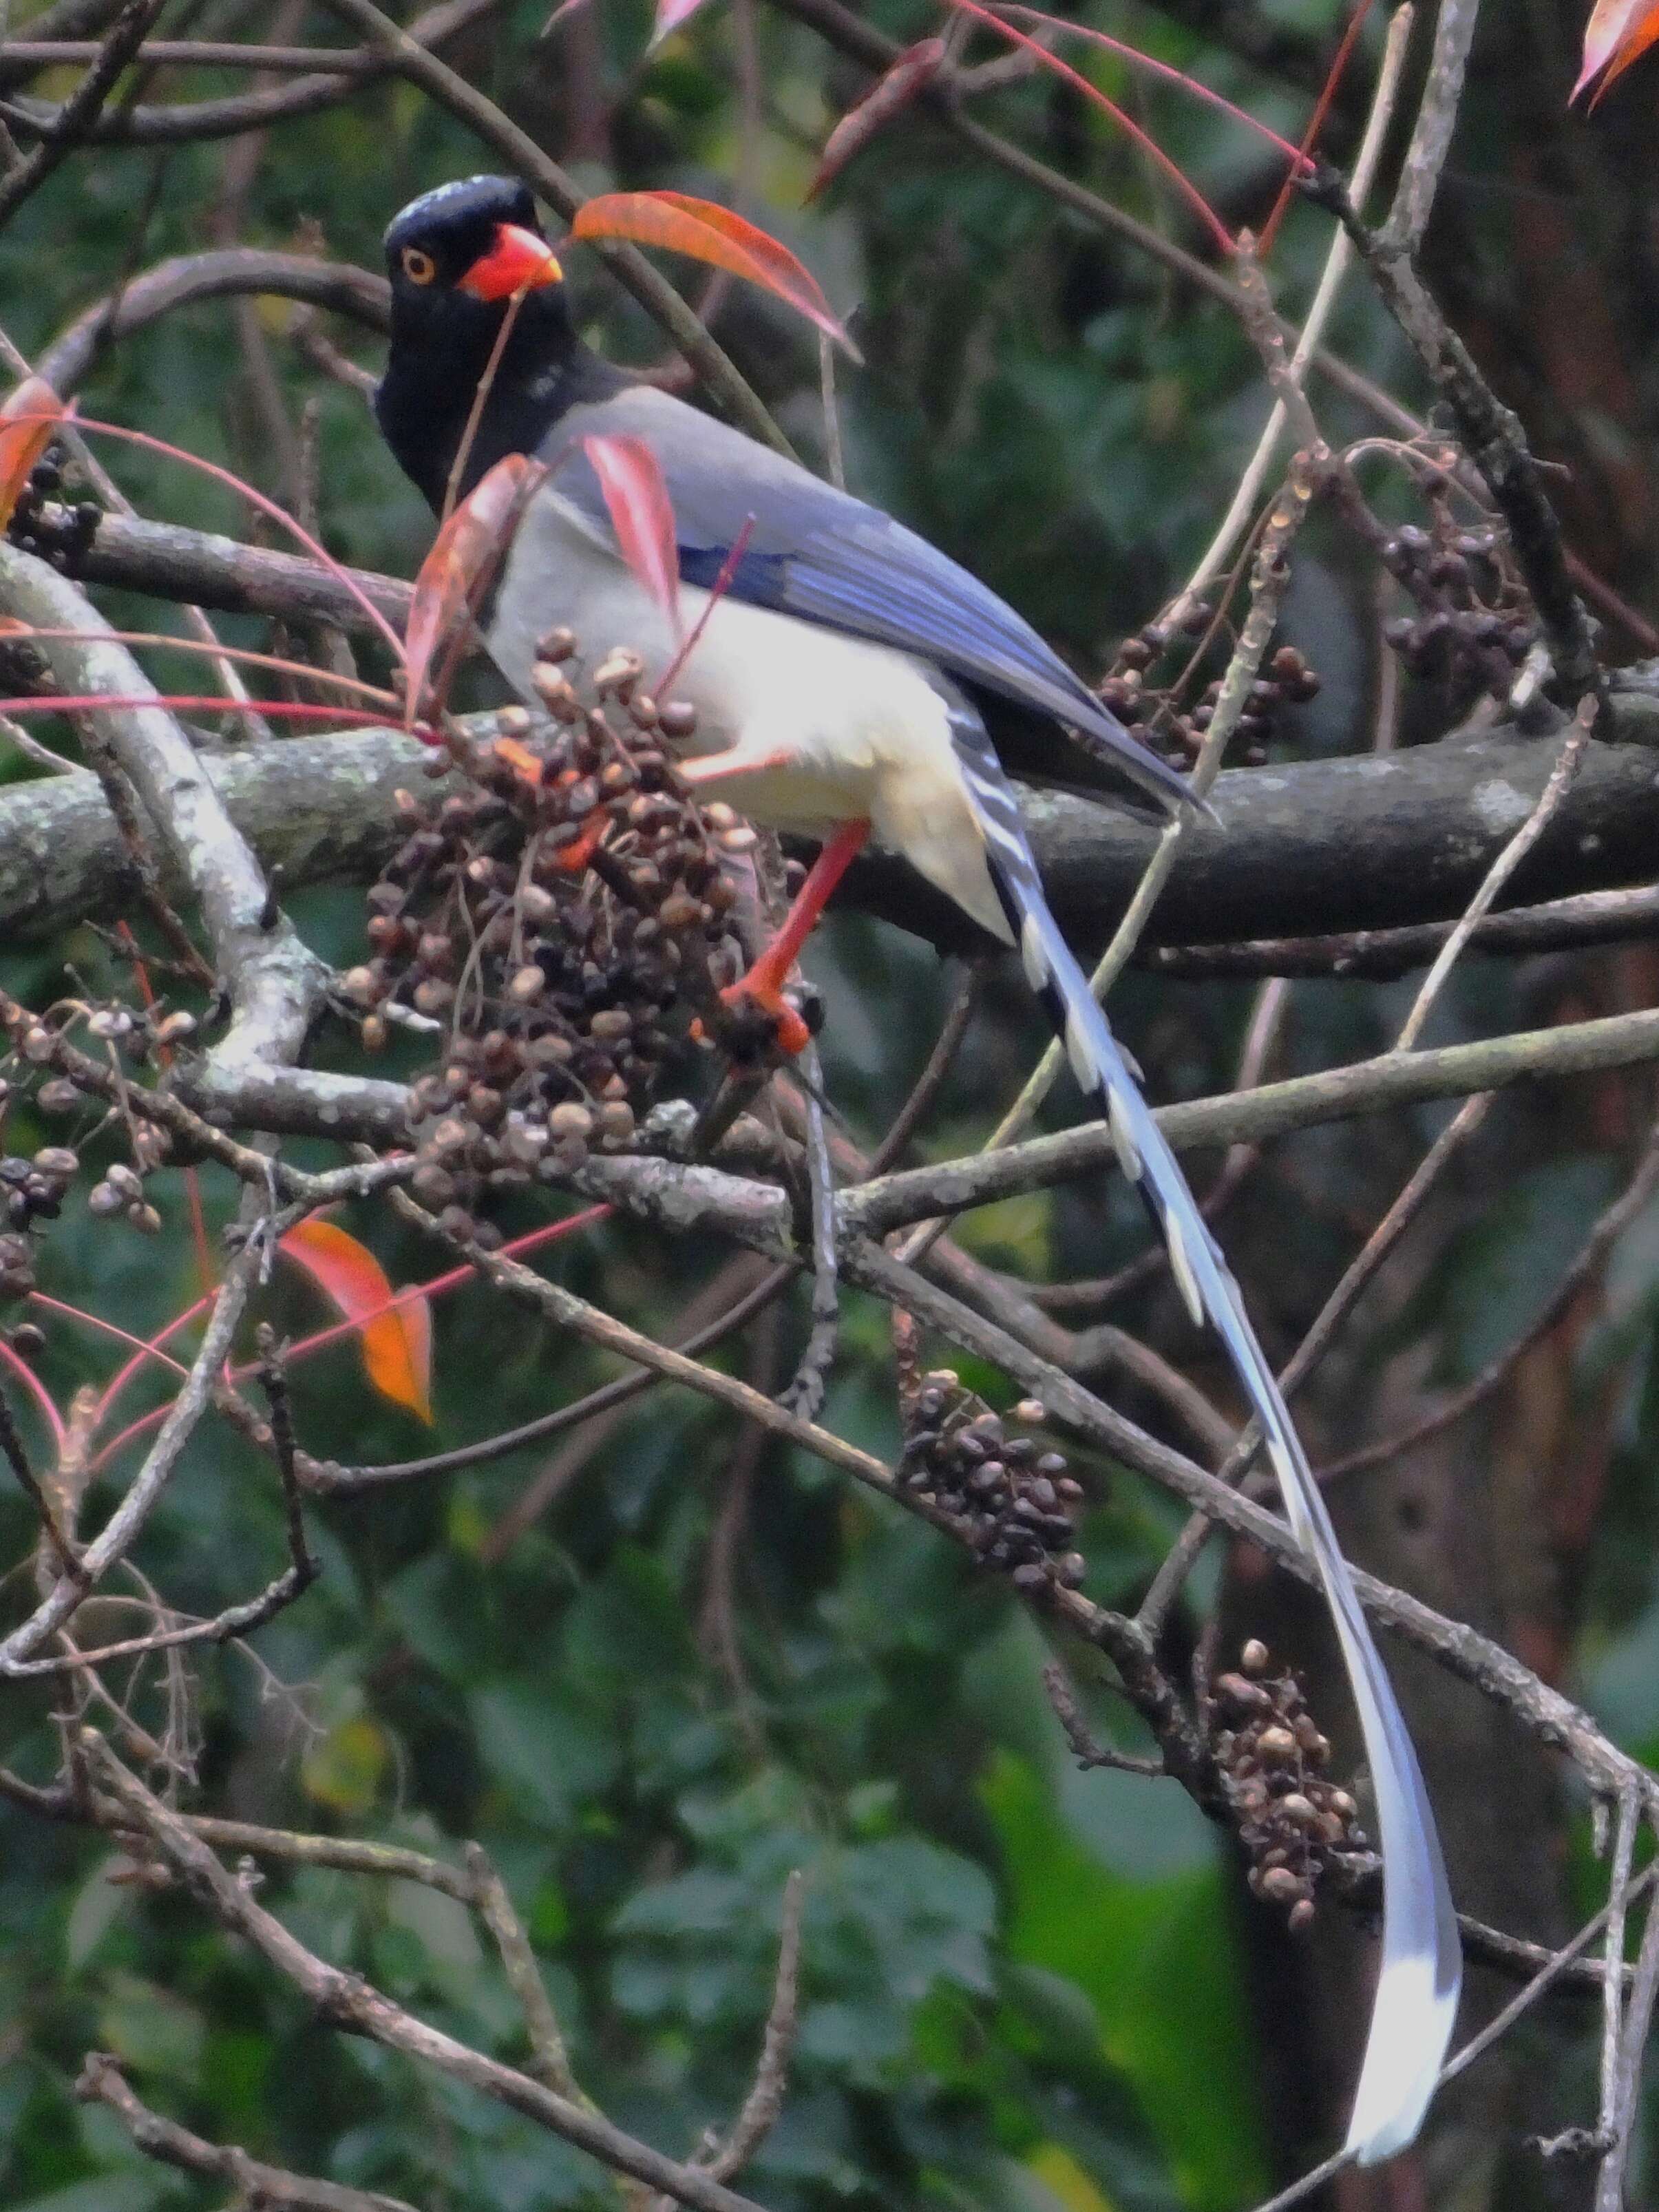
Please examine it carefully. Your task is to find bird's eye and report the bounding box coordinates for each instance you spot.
[401,246,436,286]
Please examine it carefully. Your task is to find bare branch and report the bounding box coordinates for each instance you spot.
[36,248,388,393]
[76,2054,421,2212]
[0,0,165,230]
[81,1734,774,2212]
[0,0,496,145]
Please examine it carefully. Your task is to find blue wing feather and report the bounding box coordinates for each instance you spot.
[545,389,1192,812]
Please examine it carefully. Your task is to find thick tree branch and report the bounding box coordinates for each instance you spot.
[50,507,410,632]
[0,544,329,1076]
[7,713,1659,962]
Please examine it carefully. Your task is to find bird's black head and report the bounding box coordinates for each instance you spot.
[377,176,615,513]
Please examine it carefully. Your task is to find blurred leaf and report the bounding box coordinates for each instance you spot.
[9,2182,167,2212]
[0,378,67,531]
[952,1189,1053,1274]
[280,1216,433,1422]
[808,40,949,201]
[651,0,717,43]
[469,1683,620,1827]
[302,1715,392,1815]
[97,1970,204,2087]
[583,434,681,633]
[1024,2141,1121,2212]
[1574,0,1659,101]
[984,1751,1267,2209]
[403,452,548,721]
[64,1860,129,1972]
[1427,1155,1620,1383]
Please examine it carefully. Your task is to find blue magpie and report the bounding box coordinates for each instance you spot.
[375,173,1461,2161]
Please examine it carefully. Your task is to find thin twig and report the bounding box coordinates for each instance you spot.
[1042,1660,1164,1777]
[0,1380,81,1581]
[706,1869,804,2180]
[781,1039,838,1419]
[1170,7,1410,621]
[1309,162,1602,696]
[1596,1784,1640,2158]
[1383,0,1481,254]
[1594,1825,1659,2211]
[1322,1106,1659,1482]
[1395,701,1594,1049]
[465,1841,591,2107]
[0,0,164,229]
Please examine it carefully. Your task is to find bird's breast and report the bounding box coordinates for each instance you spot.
[486,489,1011,941]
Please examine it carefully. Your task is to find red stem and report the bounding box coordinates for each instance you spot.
[6,412,407,664]
[997,6,1313,173]
[942,0,1235,255]
[87,1204,612,1474]
[1259,0,1376,256]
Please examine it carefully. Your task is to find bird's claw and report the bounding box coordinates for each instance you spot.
[693,976,822,1060]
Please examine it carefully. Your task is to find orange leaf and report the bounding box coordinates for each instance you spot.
[1574,0,1659,98]
[808,39,947,200]
[0,377,69,531]
[583,434,681,635]
[405,452,547,726]
[279,1218,433,1422]
[571,193,858,357]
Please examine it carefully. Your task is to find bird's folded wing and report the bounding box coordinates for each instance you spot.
[541,386,1190,812]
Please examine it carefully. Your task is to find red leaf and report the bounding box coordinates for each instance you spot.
[571,193,858,356]
[279,1219,433,1423]
[1574,0,1659,100]
[808,39,947,200]
[405,452,548,727]
[582,434,681,635]
[0,377,68,532]
[650,0,714,41]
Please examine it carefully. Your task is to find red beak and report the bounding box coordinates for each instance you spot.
[458,224,564,302]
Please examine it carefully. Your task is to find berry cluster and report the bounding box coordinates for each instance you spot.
[898,1368,1086,1594]
[352,639,756,1238]
[0,993,194,1308]
[6,452,101,570]
[1101,614,1321,771]
[1378,496,1538,696]
[1211,1639,1369,1930]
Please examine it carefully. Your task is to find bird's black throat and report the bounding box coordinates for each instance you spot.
[374,285,635,514]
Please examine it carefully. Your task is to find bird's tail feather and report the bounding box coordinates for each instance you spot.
[955,728,1461,2164]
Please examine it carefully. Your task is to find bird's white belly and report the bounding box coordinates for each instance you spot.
[488,504,1012,940]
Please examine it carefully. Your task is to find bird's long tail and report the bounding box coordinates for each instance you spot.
[953,722,1461,2164]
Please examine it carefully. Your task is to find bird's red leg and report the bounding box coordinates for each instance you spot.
[704,817,870,1055]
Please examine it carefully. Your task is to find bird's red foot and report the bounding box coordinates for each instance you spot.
[710,965,814,1057]
[690,818,869,1058]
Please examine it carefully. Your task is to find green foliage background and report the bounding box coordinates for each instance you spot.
[0,1,1651,2207]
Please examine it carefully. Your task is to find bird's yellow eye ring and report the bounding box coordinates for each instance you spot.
[401,246,436,286]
